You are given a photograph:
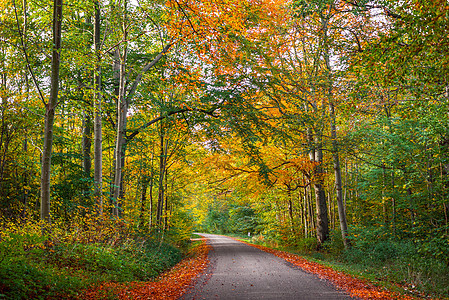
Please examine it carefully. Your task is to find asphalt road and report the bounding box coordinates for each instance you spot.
[181,234,356,300]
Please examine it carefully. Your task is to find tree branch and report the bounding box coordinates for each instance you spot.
[125,106,219,142]
[13,0,46,107]
[125,42,173,101]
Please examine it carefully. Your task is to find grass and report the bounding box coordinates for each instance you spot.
[190,233,205,239]
[221,232,252,242]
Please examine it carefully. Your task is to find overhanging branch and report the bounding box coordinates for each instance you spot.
[125,106,219,142]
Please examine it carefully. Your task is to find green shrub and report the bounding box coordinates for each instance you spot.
[297,237,318,252]
[342,225,449,297]
[323,230,345,255]
[0,219,183,299]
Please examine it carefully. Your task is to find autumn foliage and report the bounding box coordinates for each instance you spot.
[1,0,449,298]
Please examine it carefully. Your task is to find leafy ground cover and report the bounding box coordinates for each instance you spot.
[0,216,195,299]
[81,240,210,299]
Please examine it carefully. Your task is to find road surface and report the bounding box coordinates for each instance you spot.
[181,234,356,300]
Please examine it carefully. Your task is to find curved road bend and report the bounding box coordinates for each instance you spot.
[181,234,357,300]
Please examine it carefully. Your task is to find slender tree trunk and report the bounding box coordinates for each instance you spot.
[329,102,350,248]
[112,0,128,216]
[321,12,349,247]
[82,111,92,176]
[40,0,62,224]
[344,159,348,209]
[113,49,120,99]
[22,135,28,218]
[287,189,295,234]
[149,174,154,228]
[93,0,103,214]
[382,163,388,224]
[21,0,29,218]
[118,147,126,216]
[303,179,308,237]
[139,176,149,227]
[112,79,128,216]
[308,185,315,233]
[391,170,396,235]
[0,97,7,194]
[156,125,167,226]
[149,148,154,229]
[164,169,169,230]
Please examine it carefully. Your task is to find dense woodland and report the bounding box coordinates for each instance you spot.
[1,0,449,298]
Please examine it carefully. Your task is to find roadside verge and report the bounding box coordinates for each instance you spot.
[81,241,211,300]
[243,241,435,300]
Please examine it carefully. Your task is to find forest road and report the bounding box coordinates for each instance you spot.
[180,234,357,300]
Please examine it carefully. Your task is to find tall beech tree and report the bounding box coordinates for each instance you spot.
[93,0,103,214]
[40,0,63,223]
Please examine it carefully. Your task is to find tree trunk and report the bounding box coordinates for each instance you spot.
[149,173,154,228]
[303,181,308,237]
[112,60,128,216]
[287,189,295,234]
[307,131,329,245]
[82,110,92,176]
[40,0,62,224]
[311,136,329,246]
[139,176,149,227]
[391,170,396,235]
[382,163,388,224]
[164,169,169,230]
[306,98,329,246]
[112,0,128,216]
[22,135,28,218]
[321,12,349,248]
[93,0,103,215]
[156,125,167,226]
[149,148,155,229]
[329,102,350,248]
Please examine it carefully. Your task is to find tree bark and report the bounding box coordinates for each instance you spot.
[321,12,350,248]
[112,0,128,216]
[148,146,155,228]
[329,101,350,248]
[139,176,149,227]
[93,0,103,215]
[306,100,329,246]
[112,51,128,216]
[307,125,329,246]
[156,124,168,226]
[40,0,62,224]
[164,169,169,230]
[82,110,92,176]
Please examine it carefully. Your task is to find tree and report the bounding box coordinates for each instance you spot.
[93,0,103,214]
[40,0,63,224]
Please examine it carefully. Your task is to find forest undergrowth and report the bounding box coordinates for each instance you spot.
[0,211,195,299]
